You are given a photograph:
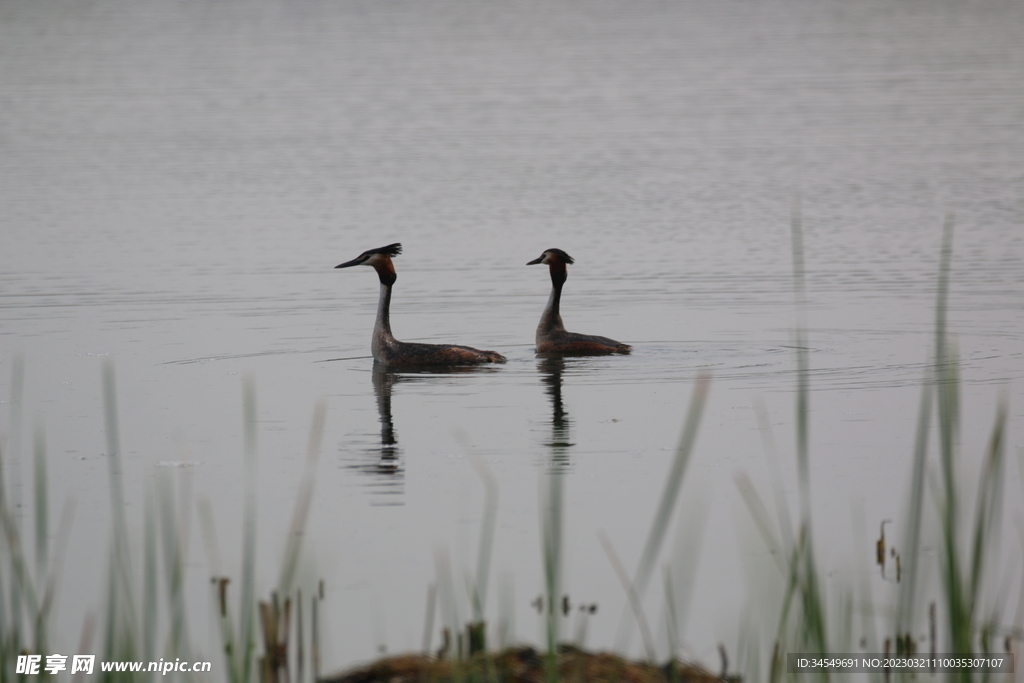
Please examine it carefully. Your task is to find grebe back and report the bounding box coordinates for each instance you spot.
[336,243,506,367]
[527,248,631,356]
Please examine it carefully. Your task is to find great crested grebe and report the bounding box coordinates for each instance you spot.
[335,243,506,366]
[527,248,631,355]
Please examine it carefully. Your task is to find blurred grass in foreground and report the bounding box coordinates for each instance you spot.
[1,216,1016,683]
[732,215,1013,683]
[1,368,326,683]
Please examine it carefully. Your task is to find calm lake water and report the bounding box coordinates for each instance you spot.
[3,0,1023,676]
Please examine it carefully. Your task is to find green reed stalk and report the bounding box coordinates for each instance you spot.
[753,400,795,564]
[541,463,563,682]
[789,203,810,523]
[894,382,932,641]
[614,374,710,654]
[30,425,49,652]
[735,468,818,682]
[932,217,970,661]
[926,217,1006,672]
[198,497,243,683]
[740,207,832,682]
[278,400,325,596]
[33,426,48,612]
[469,455,498,632]
[599,531,656,663]
[1,472,40,650]
[968,405,1006,620]
[891,216,1008,683]
[41,497,75,651]
[663,567,680,669]
[433,546,460,657]
[0,443,10,679]
[239,376,258,683]
[790,204,828,661]
[634,374,711,600]
[893,223,954,662]
[734,473,786,574]
[421,582,437,655]
[2,375,76,677]
[5,357,25,660]
[101,362,141,670]
[143,480,158,664]
[158,469,192,660]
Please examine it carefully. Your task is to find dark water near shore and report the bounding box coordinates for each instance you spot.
[2,0,1023,674]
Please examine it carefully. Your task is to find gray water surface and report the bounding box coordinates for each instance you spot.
[3,0,1023,674]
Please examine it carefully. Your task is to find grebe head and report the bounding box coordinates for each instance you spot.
[526,248,574,267]
[336,242,402,285]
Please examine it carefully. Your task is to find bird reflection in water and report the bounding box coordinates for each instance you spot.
[337,366,405,505]
[539,356,573,470]
[343,364,499,503]
[372,365,401,474]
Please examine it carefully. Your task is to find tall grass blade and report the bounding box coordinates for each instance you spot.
[0,442,10,672]
[1,488,41,638]
[198,495,241,683]
[73,614,96,683]
[789,203,828,659]
[929,217,974,661]
[966,401,1007,638]
[158,469,193,659]
[754,399,795,559]
[734,473,787,575]
[197,496,224,578]
[240,376,258,683]
[663,479,710,664]
[663,567,679,665]
[789,201,810,521]
[278,399,326,595]
[38,496,76,650]
[763,540,800,683]
[32,425,48,606]
[598,530,656,663]
[894,383,933,637]
[422,582,437,655]
[31,424,49,650]
[970,408,1007,586]
[897,216,1011,682]
[433,546,460,657]
[101,361,139,662]
[297,588,305,683]
[849,501,880,660]
[540,460,564,675]
[616,373,710,651]
[312,590,321,682]
[143,480,158,663]
[496,573,515,651]
[469,454,498,627]
[6,356,25,655]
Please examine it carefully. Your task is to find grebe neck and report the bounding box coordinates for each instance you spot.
[371,282,396,363]
[375,282,394,338]
[539,267,567,333]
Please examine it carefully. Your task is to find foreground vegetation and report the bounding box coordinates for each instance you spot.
[1,216,1015,682]
[322,645,726,683]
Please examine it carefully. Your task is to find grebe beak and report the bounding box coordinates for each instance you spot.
[335,256,365,269]
[526,254,545,265]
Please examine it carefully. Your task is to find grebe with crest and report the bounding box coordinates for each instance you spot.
[335,243,506,367]
[527,248,631,355]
